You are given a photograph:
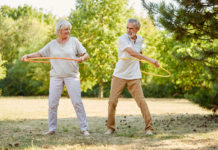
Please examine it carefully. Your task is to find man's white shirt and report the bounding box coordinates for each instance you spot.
[113,33,144,80]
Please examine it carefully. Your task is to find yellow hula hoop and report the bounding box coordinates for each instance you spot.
[120,57,171,78]
[24,57,79,63]
[24,57,171,77]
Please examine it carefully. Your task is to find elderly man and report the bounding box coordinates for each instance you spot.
[105,18,160,135]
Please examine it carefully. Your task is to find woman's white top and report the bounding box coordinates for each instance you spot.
[113,33,144,80]
[39,37,86,78]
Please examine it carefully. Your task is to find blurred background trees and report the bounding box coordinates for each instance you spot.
[0,5,55,95]
[69,0,132,98]
[142,0,218,108]
[0,0,217,109]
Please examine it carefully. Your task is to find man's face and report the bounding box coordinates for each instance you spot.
[127,23,139,38]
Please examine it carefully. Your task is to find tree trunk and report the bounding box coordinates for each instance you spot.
[98,79,104,99]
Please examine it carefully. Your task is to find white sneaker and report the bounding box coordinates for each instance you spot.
[83,130,90,136]
[42,131,55,135]
[145,130,153,135]
[104,129,114,135]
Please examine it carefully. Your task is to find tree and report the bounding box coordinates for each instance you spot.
[0,5,56,66]
[0,54,6,95]
[0,5,56,24]
[142,0,218,108]
[137,18,179,97]
[0,5,56,96]
[0,54,6,80]
[68,0,132,98]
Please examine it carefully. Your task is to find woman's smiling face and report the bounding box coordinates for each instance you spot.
[59,26,70,38]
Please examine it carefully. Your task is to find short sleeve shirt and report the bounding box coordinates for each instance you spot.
[39,37,86,78]
[113,33,144,80]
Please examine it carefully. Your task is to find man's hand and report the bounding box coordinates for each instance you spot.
[152,59,160,68]
[125,48,160,68]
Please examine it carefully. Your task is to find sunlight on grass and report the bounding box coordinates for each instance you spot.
[0,97,217,149]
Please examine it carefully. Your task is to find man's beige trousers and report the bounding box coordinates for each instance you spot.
[107,76,153,131]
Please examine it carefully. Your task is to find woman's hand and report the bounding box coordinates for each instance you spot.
[21,52,42,62]
[77,57,83,63]
[78,52,89,63]
[21,55,28,62]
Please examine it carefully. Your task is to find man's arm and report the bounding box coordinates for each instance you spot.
[124,47,160,67]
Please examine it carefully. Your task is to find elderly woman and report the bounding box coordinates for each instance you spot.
[21,19,90,136]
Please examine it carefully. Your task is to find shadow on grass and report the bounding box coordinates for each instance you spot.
[0,114,217,149]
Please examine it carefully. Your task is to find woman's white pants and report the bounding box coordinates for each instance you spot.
[48,77,89,132]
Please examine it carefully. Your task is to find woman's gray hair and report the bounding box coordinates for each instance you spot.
[55,19,72,35]
[127,18,141,29]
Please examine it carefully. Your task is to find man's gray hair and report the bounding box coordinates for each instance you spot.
[127,18,141,28]
[55,19,72,35]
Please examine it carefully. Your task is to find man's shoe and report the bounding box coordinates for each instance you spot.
[83,130,90,136]
[145,130,153,135]
[104,129,114,135]
[42,131,55,135]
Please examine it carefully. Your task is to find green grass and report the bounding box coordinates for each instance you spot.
[0,97,217,150]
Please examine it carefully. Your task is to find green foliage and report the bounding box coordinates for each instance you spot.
[1,61,44,95]
[0,5,56,96]
[0,54,6,95]
[2,0,217,107]
[68,0,133,97]
[0,5,55,66]
[143,0,218,41]
[0,17,19,65]
[0,54,6,80]
[142,0,218,108]
[0,5,56,24]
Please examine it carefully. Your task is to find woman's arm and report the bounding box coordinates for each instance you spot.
[21,52,42,62]
[78,52,89,63]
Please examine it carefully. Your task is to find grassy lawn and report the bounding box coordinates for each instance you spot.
[0,97,217,150]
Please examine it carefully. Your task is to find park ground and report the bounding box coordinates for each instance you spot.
[0,97,217,150]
